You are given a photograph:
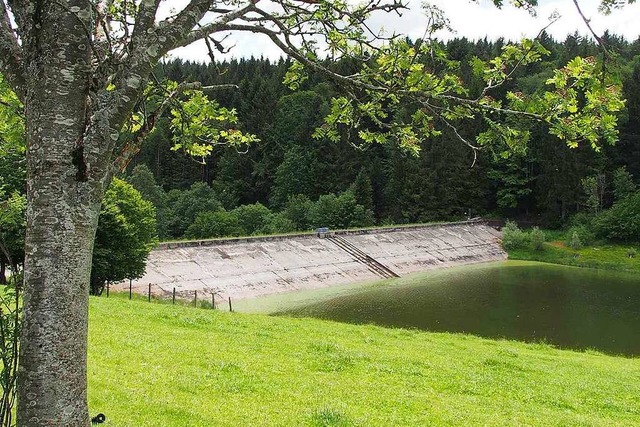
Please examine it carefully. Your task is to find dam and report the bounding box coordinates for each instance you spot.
[115,221,505,301]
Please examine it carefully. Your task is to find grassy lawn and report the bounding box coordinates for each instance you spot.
[508,239,640,273]
[88,297,640,426]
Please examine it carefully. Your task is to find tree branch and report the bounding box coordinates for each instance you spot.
[178,1,257,48]
[0,1,25,101]
[113,81,237,171]
[222,22,384,91]
[155,0,214,52]
[132,0,162,44]
[572,0,609,55]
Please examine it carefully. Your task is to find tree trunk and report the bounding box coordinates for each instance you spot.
[5,0,201,423]
[17,110,103,426]
[16,4,102,425]
[18,184,100,427]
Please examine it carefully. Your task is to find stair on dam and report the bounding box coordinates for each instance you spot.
[326,235,399,279]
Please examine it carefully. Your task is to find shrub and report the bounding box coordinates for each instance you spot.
[263,213,296,235]
[184,210,244,239]
[282,194,313,231]
[593,192,640,242]
[565,225,594,247]
[501,220,528,250]
[309,191,374,230]
[232,203,273,235]
[568,231,583,250]
[92,178,158,295]
[567,212,593,229]
[530,227,545,251]
[164,183,223,238]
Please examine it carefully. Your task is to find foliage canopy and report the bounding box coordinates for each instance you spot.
[91,178,158,295]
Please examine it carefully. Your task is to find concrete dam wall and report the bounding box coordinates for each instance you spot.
[116,222,505,301]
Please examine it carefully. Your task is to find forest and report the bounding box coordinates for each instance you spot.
[2,32,640,254]
[110,32,639,242]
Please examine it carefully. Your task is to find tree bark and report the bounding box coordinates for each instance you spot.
[17,107,102,420]
[18,192,99,426]
[16,2,101,426]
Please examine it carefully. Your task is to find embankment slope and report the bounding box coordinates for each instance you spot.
[117,222,505,300]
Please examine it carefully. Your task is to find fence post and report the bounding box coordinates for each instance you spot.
[211,293,215,310]
[106,283,109,298]
[228,297,232,312]
[148,283,151,302]
[194,290,197,308]
[129,278,132,300]
[172,287,176,305]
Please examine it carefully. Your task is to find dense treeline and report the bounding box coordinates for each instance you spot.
[125,32,640,241]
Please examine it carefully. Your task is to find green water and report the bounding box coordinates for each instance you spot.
[261,261,640,356]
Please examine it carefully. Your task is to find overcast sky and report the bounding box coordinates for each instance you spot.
[167,0,640,62]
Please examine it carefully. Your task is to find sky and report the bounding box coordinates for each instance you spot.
[167,0,640,62]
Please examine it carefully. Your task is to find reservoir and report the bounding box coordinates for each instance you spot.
[238,261,640,356]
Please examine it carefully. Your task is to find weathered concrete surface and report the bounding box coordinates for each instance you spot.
[114,222,505,301]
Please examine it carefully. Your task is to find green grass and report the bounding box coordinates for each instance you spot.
[508,240,640,273]
[88,297,640,426]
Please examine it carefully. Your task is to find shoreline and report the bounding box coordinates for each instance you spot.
[507,240,640,274]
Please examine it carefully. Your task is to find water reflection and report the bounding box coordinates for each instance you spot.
[277,262,640,356]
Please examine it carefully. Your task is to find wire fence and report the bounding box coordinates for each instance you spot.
[105,281,234,312]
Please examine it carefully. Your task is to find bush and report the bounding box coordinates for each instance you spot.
[567,212,593,229]
[232,203,273,235]
[568,231,583,250]
[501,221,528,250]
[530,227,545,251]
[184,210,244,239]
[164,183,223,238]
[92,178,158,295]
[263,213,297,235]
[308,191,374,230]
[593,192,640,242]
[565,225,594,247]
[282,194,313,231]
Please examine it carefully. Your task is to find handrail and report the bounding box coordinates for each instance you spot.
[326,235,399,279]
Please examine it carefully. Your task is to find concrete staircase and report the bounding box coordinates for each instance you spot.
[326,235,399,279]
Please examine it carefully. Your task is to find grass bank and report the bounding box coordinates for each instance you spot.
[507,237,640,273]
[88,297,639,426]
